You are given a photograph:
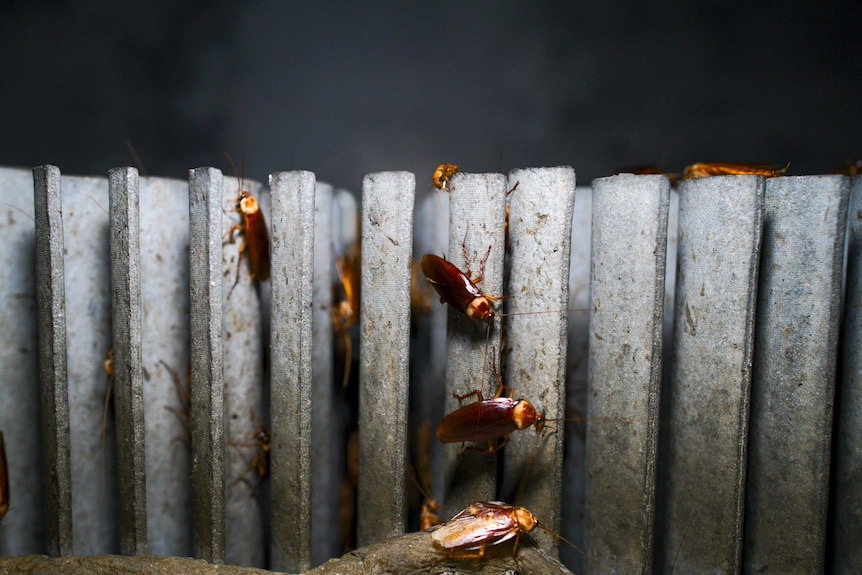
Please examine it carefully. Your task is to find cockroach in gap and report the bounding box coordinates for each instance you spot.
[430,500,607,572]
[229,408,271,488]
[101,347,115,485]
[436,352,549,454]
[0,431,8,524]
[224,153,271,300]
[408,419,441,531]
[682,161,789,179]
[332,241,361,391]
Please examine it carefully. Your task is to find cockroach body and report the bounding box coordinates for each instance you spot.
[227,190,271,282]
[432,163,459,193]
[436,383,545,453]
[431,501,538,560]
[433,501,603,571]
[224,153,271,298]
[420,253,500,323]
[332,244,360,389]
[410,419,441,531]
[0,431,8,523]
[683,162,789,179]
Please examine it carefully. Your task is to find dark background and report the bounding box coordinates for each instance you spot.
[1,1,860,192]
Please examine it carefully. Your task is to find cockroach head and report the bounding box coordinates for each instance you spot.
[513,506,538,532]
[236,191,258,215]
[466,296,495,323]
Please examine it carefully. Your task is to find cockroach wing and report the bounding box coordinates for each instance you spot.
[436,397,519,444]
[420,254,482,313]
[244,209,270,281]
[432,506,519,550]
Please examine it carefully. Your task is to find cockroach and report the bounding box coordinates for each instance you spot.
[224,153,270,299]
[410,258,434,318]
[409,420,441,531]
[230,408,271,483]
[421,252,501,323]
[0,431,8,524]
[835,159,862,176]
[332,242,360,390]
[683,161,789,179]
[436,378,546,454]
[420,233,501,324]
[432,163,459,193]
[432,501,537,561]
[431,500,602,571]
[101,347,115,484]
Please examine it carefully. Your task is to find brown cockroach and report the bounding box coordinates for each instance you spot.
[436,379,546,454]
[0,431,9,524]
[420,251,501,323]
[332,242,361,390]
[432,163,459,193]
[432,501,537,561]
[224,153,270,299]
[101,347,115,484]
[431,501,602,570]
[409,419,441,531]
[835,159,862,176]
[683,161,789,179]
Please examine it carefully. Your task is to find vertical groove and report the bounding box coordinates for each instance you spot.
[833,175,862,573]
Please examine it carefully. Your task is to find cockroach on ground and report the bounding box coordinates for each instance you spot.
[436,368,546,454]
[432,163,459,193]
[224,153,270,299]
[432,501,606,571]
[0,431,8,523]
[683,161,789,179]
[432,501,536,561]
